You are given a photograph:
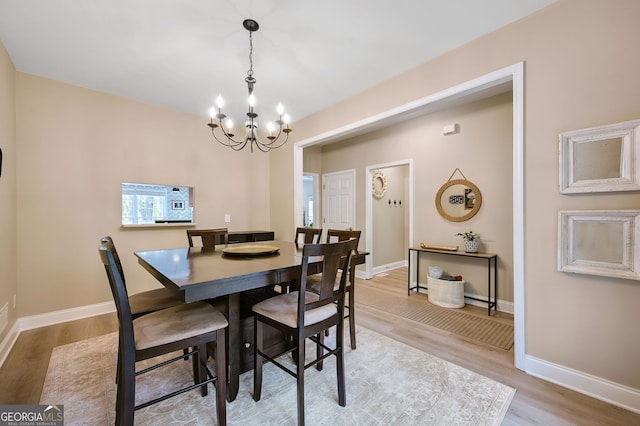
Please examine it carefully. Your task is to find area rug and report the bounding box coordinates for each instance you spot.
[40,327,515,425]
[356,281,514,350]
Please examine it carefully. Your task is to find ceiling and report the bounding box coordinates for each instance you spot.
[0,0,556,125]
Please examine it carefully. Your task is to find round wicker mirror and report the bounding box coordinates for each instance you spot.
[435,179,482,222]
[372,170,387,199]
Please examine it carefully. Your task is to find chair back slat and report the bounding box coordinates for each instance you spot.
[299,239,357,316]
[326,229,361,284]
[295,227,323,245]
[187,228,229,249]
[326,229,361,247]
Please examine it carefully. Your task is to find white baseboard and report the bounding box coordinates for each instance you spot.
[371,260,408,276]
[18,301,115,331]
[464,291,514,314]
[0,301,115,368]
[407,280,513,314]
[525,355,640,414]
[0,321,20,368]
[369,262,514,316]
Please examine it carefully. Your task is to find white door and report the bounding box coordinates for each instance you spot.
[322,170,356,233]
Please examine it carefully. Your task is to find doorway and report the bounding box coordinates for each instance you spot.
[293,63,525,370]
[365,161,413,278]
[302,173,319,227]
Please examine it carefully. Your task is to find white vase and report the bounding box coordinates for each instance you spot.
[464,239,479,253]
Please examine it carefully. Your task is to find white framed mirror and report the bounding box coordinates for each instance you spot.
[559,119,640,193]
[558,210,640,280]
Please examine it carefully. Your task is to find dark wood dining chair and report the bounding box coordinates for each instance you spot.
[101,236,189,385]
[295,227,323,245]
[308,229,361,349]
[99,242,228,426]
[187,228,229,250]
[252,238,357,426]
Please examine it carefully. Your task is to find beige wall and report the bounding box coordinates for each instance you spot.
[0,41,17,342]
[14,73,271,317]
[316,93,513,301]
[271,0,640,392]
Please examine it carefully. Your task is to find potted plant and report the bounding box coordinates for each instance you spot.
[456,231,480,253]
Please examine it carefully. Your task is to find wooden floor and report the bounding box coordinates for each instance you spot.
[1,267,638,425]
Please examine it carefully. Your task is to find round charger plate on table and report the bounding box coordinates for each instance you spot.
[222,244,280,256]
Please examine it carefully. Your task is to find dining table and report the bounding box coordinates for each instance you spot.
[134,239,367,401]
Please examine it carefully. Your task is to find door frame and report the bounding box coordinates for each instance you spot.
[365,160,414,279]
[293,62,525,370]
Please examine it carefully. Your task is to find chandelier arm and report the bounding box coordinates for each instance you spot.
[252,130,290,152]
[264,131,290,149]
[215,118,248,145]
[230,139,249,151]
[209,126,247,149]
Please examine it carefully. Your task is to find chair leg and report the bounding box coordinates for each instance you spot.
[215,330,227,426]
[191,346,199,391]
[296,332,306,426]
[196,344,209,397]
[336,319,346,407]
[348,283,356,350]
[316,332,324,371]
[116,350,135,426]
[253,318,264,401]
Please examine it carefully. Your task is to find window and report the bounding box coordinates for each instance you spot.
[122,183,193,225]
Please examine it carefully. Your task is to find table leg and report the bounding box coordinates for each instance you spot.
[407,249,411,295]
[226,292,240,401]
[416,250,421,294]
[487,258,491,316]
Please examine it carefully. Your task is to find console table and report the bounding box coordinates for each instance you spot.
[407,246,497,315]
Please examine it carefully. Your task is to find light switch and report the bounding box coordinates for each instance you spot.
[224,214,231,223]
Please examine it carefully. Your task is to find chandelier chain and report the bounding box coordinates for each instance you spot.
[247,31,254,78]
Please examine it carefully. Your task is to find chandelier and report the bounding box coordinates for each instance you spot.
[207,19,292,152]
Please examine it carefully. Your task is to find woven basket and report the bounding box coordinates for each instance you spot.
[427,277,465,308]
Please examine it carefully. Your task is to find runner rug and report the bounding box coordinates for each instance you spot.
[40,326,515,425]
[356,281,514,350]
